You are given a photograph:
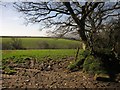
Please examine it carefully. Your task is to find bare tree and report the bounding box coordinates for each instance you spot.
[85,2,120,52]
[14,1,120,50]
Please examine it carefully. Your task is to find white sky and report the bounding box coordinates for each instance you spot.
[0,2,48,36]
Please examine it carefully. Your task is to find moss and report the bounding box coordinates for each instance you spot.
[67,59,84,70]
[79,50,91,58]
[94,73,110,81]
[83,55,107,75]
[67,62,77,70]
[67,49,108,75]
[67,50,91,71]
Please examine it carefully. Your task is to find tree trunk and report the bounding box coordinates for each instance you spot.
[63,2,89,50]
[75,47,80,61]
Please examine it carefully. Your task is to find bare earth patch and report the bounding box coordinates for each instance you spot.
[2,57,120,88]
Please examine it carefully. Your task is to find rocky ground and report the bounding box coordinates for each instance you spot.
[2,57,120,88]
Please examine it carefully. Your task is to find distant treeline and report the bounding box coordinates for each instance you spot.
[1,36,80,41]
[1,37,81,50]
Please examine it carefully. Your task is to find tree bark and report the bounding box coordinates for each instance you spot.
[75,47,80,61]
[63,2,100,50]
[63,2,88,50]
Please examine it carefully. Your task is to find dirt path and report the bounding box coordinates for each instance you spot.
[2,58,120,88]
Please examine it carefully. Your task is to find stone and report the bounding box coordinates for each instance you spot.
[94,74,110,81]
[25,79,30,82]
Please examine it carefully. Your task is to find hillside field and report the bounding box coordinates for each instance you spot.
[1,37,81,49]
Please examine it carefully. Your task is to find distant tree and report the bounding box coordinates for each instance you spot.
[11,38,23,50]
[38,41,49,49]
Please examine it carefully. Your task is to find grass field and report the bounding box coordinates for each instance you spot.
[2,49,80,62]
[2,49,81,73]
[1,37,81,49]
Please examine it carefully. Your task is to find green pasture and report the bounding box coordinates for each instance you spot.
[1,37,81,49]
[2,49,79,61]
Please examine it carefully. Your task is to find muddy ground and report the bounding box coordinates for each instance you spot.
[2,57,120,88]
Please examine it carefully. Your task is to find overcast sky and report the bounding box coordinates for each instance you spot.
[0,2,48,36]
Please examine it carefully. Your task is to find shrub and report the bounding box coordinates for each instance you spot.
[83,55,107,75]
[2,42,11,50]
[67,49,91,71]
[83,50,91,57]
[67,61,77,70]
[38,41,50,49]
[67,55,85,71]
[10,38,23,50]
